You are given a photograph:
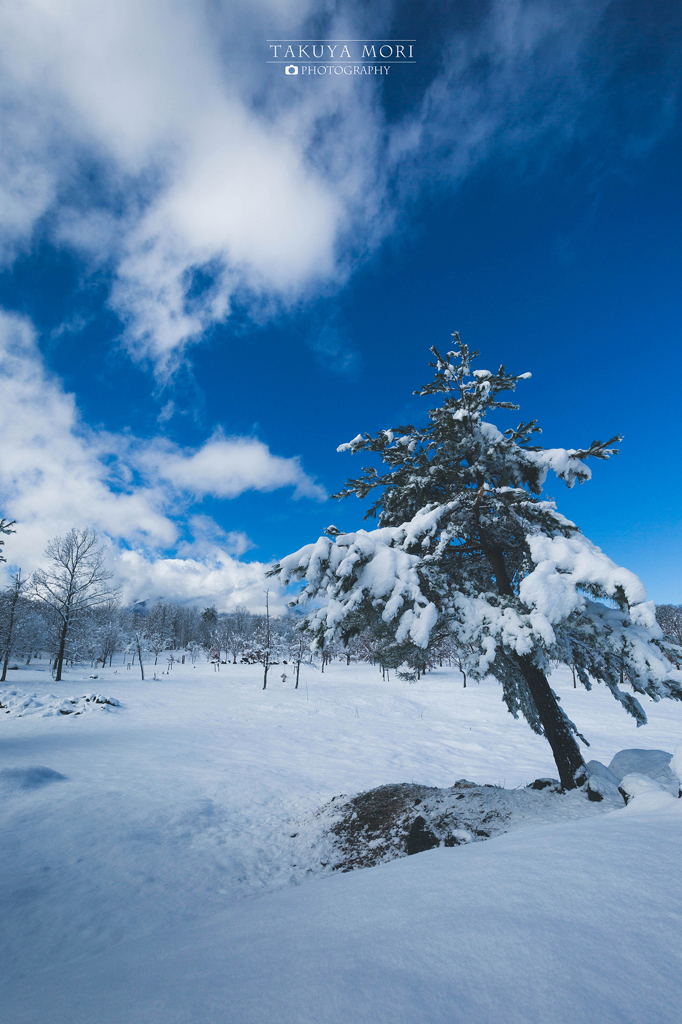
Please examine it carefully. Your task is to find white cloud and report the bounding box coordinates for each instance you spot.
[2,0,664,371]
[115,548,285,614]
[133,432,325,501]
[0,0,378,369]
[0,310,320,609]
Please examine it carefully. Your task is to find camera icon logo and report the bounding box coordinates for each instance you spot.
[285,65,299,75]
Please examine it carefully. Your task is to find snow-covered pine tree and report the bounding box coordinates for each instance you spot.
[270,336,682,790]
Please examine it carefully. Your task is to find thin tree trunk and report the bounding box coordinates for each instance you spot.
[1,616,15,682]
[136,640,145,680]
[1,572,21,682]
[262,589,270,689]
[295,659,300,689]
[55,617,69,681]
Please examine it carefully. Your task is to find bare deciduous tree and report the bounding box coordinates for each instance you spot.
[1,570,25,682]
[126,625,150,680]
[30,528,117,681]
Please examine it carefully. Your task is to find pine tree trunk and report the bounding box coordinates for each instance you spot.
[480,539,587,790]
[516,654,586,790]
[295,659,300,689]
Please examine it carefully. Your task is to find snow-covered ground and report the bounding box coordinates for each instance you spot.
[1,657,681,1023]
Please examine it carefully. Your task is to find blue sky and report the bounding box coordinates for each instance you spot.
[0,0,681,610]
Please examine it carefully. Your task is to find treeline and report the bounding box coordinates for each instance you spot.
[0,524,477,687]
[0,584,469,684]
[3,521,681,689]
[0,522,312,683]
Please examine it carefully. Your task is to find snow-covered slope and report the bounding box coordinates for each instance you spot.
[1,658,680,1022]
[4,789,681,1024]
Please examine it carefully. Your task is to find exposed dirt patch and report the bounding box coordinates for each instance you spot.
[311,775,621,874]
[328,779,511,871]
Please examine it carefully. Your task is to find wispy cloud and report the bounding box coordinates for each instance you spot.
[2,1,677,372]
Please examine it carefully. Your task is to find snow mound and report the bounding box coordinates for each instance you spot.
[0,690,121,718]
[311,775,624,873]
[607,748,677,794]
[586,759,620,786]
[617,772,678,807]
[585,759,622,801]
[0,766,66,790]
[672,745,682,794]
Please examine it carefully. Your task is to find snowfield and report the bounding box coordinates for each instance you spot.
[1,657,681,1023]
